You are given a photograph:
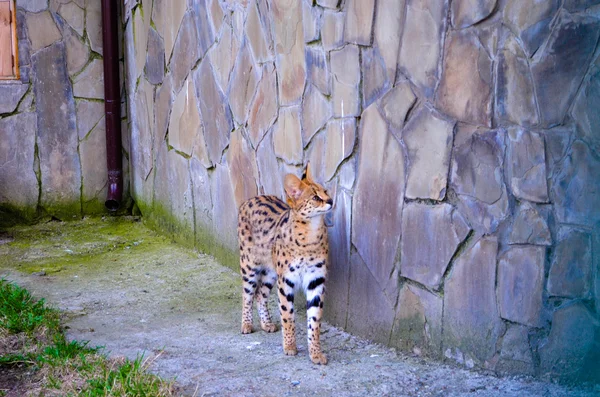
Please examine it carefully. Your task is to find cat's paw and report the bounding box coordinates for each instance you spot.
[283,345,298,356]
[261,322,278,333]
[310,352,328,365]
[241,323,253,334]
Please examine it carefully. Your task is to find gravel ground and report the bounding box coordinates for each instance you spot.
[0,217,597,396]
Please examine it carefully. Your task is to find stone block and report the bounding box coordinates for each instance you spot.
[391,284,443,354]
[498,325,534,375]
[344,0,375,45]
[130,78,155,204]
[550,140,600,226]
[325,189,352,328]
[130,7,147,83]
[305,46,330,96]
[32,42,81,217]
[170,11,200,93]
[307,118,355,183]
[531,12,600,127]
[154,74,173,145]
[191,0,215,59]
[0,84,28,114]
[503,0,560,57]
[374,0,404,82]
[451,0,497,29]
[273,105,303,165]
[62,24,89,76]
[80,116,107,212]
[206,0,224,35]
[346,251,396,345]
[193,58,233,165]
[272,0,305,105]
[321,10,344,51]
[547,227,593,299]
[352,104,405,304]
[362,47,390,108]
[190,156,212,234]
[497,246,545,327]
[572,60,600,154]
[18,0,48,12]
[26,11,61,52]
[226,128,259,208]
[301,83,331,147]
[379,81,416,131]
[330,45,360,118]
[58,2,84,37]
[146,27,165,85]
[303,0,321,43]
[398,0,447,96]
[496,35,539,127]
[508,202,551,246]
[169,78,201,157]
[75,99,104,140]
[0,112,39,218]
[443,237,505,364]
[208,19,240,93]
[317,0,338,8]
[403,108,454,200]
[153,0,186,64]
[85,0,103,55]
[211,163,238,251]
[539,303,600,381]
[563,0,600,12]
[436,29,492,127]
[73,59,104,99]
[256,131,284,198]
[247,63,277,148]
[400,203,470,289]
[506,128,548,203]
[450,126,509,234]
[246,0,272,64]
[228,42,260,125]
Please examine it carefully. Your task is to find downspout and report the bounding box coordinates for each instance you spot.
[101,0,123,211]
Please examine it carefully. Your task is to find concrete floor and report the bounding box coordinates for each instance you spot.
[0,217,597,396]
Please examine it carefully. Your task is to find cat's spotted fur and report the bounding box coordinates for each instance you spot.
[237,164,332,364]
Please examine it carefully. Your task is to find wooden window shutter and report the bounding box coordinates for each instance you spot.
[0,0,18,79]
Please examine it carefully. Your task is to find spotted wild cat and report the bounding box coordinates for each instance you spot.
[237,163,333,364]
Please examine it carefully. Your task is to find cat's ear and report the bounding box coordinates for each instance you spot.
[284,174,305,200]
[302,162,314,183]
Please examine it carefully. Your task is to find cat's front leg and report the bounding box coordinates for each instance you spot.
[305,274,327,365]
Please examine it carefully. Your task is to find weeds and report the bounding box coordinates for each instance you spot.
[0,279,177,396]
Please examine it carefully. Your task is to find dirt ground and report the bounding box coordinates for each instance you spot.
[0,217,598,397]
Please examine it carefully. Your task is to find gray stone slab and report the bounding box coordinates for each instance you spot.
[531,12,600,127]
[572,59,600,154]
[498,325,534,375]
[547,227,593,299]
[506,128,549,203]
[451,0,497,28]
[0,84,28,114]
[497,245,545,327]
[307,118,355,183]
[508,202,551,246]
[400,203,470,289]
[344,0,375,45]
[443,236,505,365]
[352,104,405,304]
[170,11,200,94]
[145,27,165,85]
[228,42,259,125]
[73,59,104,99]
[225,128,258,209]
[247,63,277,148]
[32,41,81,217]
[0,112,39,217]
[301,83,332,147]
[361,46,390,108]
[18,0,48,12]
[305,46,330,96]
[503,0,560,57]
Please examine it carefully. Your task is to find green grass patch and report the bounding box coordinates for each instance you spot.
[0,279,177,396]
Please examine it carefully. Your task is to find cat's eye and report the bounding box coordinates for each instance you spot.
[313,195,321,202]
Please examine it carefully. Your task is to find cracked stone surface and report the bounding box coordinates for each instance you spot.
[73,59,104,100]
[146,27,165,85]
[0,85,28,114]
[273,105,303,165]
[226,127,259,209]
[374,0,405,82]
[321,10,345,51]
[344,0,375,45]
[403,107,454,201]
[301,83,332,147]
[247,63,278,148]
[503,0,560,57]
[306,118,355,183]
[547,227,593,299]
[443,237,505,365]
[379,81,416,131]
[361,46,390,108]
[497,245,545,327]
[506,128,549,203]
[228,43,260,125]
[437,29,492,127]
[451,0,497,29]
[508,202,551,246]
[169,78,201,157]
[330,45,360,117]
[498,325,535,375]
[400,203,470,289]
[352,104,405,305]
[450,126,509,234]
[26,11,62,52]
[305,46,330,96]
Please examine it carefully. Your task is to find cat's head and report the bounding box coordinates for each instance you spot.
[284,163,333,217]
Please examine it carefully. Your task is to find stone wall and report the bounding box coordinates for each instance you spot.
[0,0,129,225]
[123,0,600,381]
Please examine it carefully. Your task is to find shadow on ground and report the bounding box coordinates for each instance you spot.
[0,217,597,396]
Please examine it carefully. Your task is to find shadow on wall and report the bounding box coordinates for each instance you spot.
[125,0,600,384]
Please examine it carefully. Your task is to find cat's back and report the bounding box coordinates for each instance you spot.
[238,195,290,245]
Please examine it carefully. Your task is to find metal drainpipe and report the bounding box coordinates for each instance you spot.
[101,0,123,211]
